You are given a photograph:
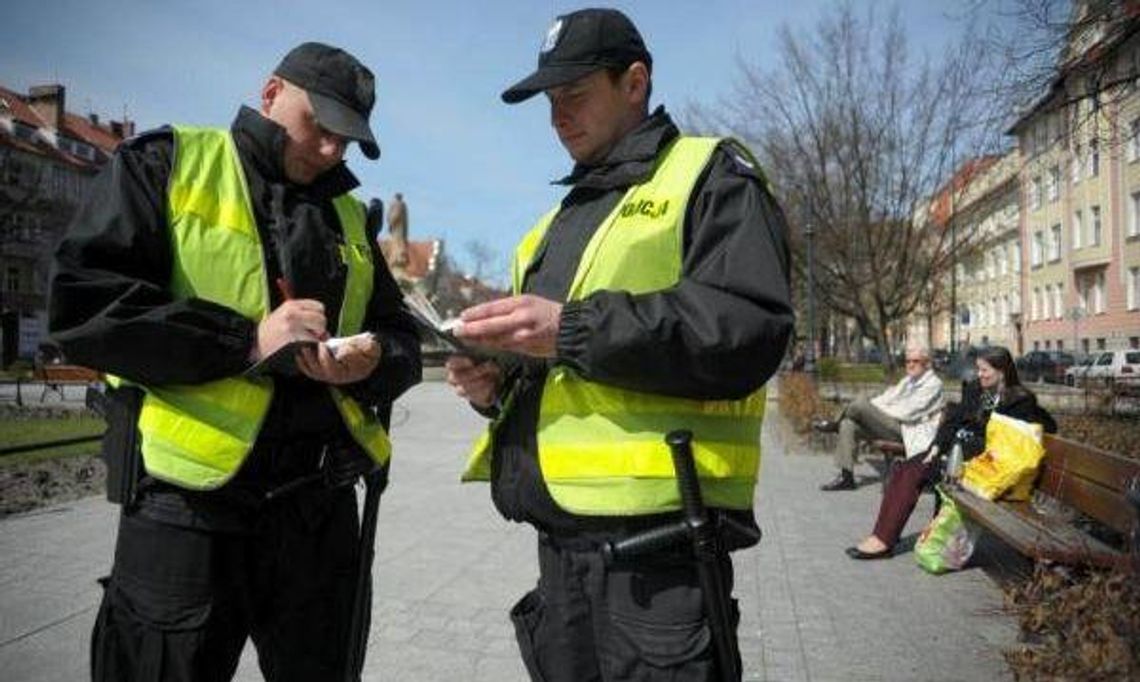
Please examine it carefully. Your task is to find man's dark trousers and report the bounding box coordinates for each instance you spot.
[510,532,740,682]
[90,485,360,682]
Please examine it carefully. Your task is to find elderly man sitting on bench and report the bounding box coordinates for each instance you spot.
[817,346,944,491]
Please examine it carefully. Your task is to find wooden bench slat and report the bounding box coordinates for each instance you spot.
[946,488,1124,569]
[1040,436,1140,494]
[35,365,102,383]
[1036,467,1137,535]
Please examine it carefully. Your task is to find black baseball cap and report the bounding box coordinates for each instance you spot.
[501,8,652,104]
[274,42,380,159]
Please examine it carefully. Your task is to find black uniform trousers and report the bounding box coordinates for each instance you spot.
[510,531,739,682]
[90,484,360,682]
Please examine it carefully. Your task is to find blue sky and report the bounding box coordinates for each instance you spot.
[3,1,960,282]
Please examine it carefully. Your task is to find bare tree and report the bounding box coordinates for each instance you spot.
[462,238,510,289]
[687,3,996,368]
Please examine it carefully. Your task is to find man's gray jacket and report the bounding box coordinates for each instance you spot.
[870,369,945,455]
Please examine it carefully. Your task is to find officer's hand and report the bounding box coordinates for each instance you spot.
[251,299,328,362]
[445,355,501,408]
[296,335,382,385]
[455,294,562,358]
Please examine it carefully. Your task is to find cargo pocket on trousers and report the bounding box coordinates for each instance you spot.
[509,589,548,682]
[91,573,215,682]
[606,609,713,679]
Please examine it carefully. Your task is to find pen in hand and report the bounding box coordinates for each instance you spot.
[276,276,329,341]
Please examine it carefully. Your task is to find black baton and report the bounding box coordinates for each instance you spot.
[603,430,743,682]
[344,466,388,682]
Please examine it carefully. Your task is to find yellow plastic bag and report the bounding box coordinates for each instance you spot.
[960,413,1045,501]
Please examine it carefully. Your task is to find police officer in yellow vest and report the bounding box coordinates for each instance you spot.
[445,9,794,682]
[49,43,421,681]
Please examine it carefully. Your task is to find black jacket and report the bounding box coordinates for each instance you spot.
[489,108,795,536]
[49,108,422,527]
[935,380,1057,459]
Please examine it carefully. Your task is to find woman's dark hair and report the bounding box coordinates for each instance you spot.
[978,346,1022,390]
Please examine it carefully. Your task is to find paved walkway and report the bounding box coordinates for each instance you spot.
[0,381,1024,681]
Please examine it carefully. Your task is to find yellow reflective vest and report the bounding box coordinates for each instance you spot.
[109,126,391,490]
[463,137,767,515]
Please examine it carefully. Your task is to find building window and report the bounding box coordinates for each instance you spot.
[1032,231,1044,267]
[1089,138,1100,176]
[1012,241,1022,272]
[1072,210,1082,250]
[1048,166,1060,202]
[1131,337,1139,349]
[1033,340,1040,351]
[1128,267,1140,311]
[1030,177,1042,210]
[1012,290,1021,313]
[1054,283,1064,319]
[1049,224,1062,261]
[1130,119,1140,162]
[1072,144,1082,183]
[1032,287,1040,320]
[1091,205,1102,246]
[4,267,18,293]
[1096,337,1106,350]
[1093,271,1105,314]
[998,245,1008,276]
[1131,192,1140,238]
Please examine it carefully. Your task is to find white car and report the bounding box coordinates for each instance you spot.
[1082,349,1140,385]
[1064,357,1096,387]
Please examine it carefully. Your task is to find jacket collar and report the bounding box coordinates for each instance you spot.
[554,106,679,190]
[230,106,359,199]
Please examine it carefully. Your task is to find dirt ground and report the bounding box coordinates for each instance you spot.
[0,453,105,518]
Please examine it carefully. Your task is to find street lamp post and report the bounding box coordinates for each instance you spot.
[949,214,958,357]
[805,219,817,374]
[1069,305,1085,355]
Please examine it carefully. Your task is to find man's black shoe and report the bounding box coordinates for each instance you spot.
[819,470,856,491]
[811,418,840,433]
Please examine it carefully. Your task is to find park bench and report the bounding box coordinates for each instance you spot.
[33,364,103,402]
[945,435,1140,569]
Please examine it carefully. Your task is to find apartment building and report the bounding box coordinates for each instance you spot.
[1009,2,1140,355]
[0,83,131,362]
[907,151,1022,353]
[953,152,1024,351]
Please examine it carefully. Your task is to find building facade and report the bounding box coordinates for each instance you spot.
[956,152,1024,352]
[908,152,1023,354]
[0,83,130,363]
[1010,2,1140,355]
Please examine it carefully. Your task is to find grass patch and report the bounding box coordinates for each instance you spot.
[817,360,888,384]
[0,415,106,466]
[837,364,888,383]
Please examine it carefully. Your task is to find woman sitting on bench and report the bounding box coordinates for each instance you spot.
[847,346,1057,560]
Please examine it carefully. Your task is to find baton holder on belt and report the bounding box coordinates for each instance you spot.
[601,429,751,682]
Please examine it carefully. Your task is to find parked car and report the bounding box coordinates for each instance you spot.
[1064,356,1097,386]
[1016,350,1076,384]
[931,348,952,373]
[944,346,983,382]
[1082,349,1140,385]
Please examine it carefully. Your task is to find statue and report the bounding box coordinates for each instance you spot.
[387,192,409,268]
